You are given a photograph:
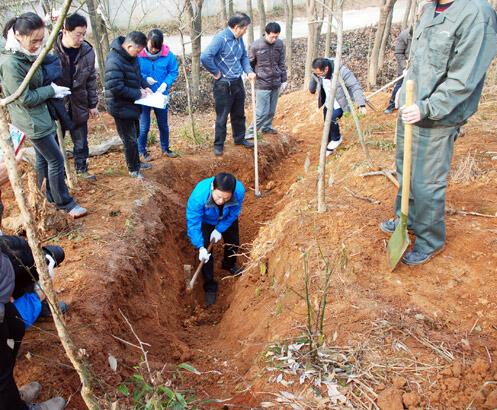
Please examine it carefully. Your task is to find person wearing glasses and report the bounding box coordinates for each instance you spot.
[54,13,98,181]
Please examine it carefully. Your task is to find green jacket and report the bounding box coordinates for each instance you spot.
[0,39,56,139]
[399,0,497,129]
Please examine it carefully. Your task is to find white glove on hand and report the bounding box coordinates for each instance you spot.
[50,82,71,98]
[199,247,211,262]
[281,82,287,90]
[146,77,157,85]
[156,83,167,94]
[46,254,56,279]
[210,229,222,243]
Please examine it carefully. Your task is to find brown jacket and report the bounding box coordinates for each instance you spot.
[249,36,287,90]
[54,32,98,126]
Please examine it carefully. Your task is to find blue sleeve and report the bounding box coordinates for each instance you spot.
[240,38,253,74]
[138,57,149,81]
[186,187,206,249]
[165,52,179,88]
[201,34,222,75]
[216,182,245,233]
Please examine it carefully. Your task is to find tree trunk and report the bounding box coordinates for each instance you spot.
[408,0,418,29]
[318,0,343,212]
[187,0,204,97]
[283,0,294,78]
[313,1,325,59]
[257,0,266,37]
[324,0,334,58]
[367,0,397,87]
[378,6,393,71]
[220,0,227,25]
[246,0,255,48]
[87,0,106,84]
[401,0,412,30]
[304,0,317,89]
[228,0,234,18]
[178,30,197,141]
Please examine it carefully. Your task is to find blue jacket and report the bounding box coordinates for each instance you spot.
[186,177,245,249]
[200,27,253,81]
[138,44,179,94]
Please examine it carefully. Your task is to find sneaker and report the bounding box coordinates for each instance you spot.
[384,106,395,114]
[262,128,277,134]
[129,170,144,179]
[205,292,216,306]
[245,134,254,140]
[140,161,151,170]
[76,171,96,181]
[402,250,435,266]
[234,139,254,147]
[140,152,152,162]
[67,205,87,219]
[28,397,66,410]
[39,299,69,319]
[222,264,243,276]
[380,219,397,233]
[19,382,41,402]
[327,137,342,151]
[214,147,223,156]
[162,149,177,158]
[326,148,337,157]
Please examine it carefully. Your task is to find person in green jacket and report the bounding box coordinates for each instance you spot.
[0,13,87,218]
[380,0,497,265]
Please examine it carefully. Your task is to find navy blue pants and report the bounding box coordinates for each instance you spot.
[323,106,343,143]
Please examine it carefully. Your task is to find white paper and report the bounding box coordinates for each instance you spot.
[135,92,169,109]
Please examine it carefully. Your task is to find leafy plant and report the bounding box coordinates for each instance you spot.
[179,124,209,146]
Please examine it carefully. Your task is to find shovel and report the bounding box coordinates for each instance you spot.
[387,79,414,270]
[251,80,262,198]
[186,239,214,292]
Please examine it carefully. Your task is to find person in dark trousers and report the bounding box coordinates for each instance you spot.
[246,22,287,139]
[0,235,66,410]
[380,0,497,265]
[105,31,153,179]
[186,173,245,306]
[200,12,256,155]
[384,26,412,114]
[0,13,87,218]
[54,13,98,181]
[309,57,367,156]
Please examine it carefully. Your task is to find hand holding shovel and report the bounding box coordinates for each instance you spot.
[186,239,214,292]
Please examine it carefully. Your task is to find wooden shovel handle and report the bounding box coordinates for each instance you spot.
[251,80,261,197]
[188,239,215,291]
[401,80,414,217]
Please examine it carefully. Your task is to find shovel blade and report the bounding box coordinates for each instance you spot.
[387,213,410,270]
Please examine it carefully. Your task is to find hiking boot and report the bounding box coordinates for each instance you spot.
[67,204,87,219]
[205,292,216,306]
[140,161,151,170]
[28,397,66,410]
[76,171,96,181]
[19,381,41,402]
[162,149,177,158]
[129,170,144,179]
[380,219,397,233]
[327,136,342,150]
[39,299,69,319]
[234,139,254,147]
[214,147,223,156]
[262,128,277,134]
[402,250,436,266]
[222,264,243,276]
[140,152,152,162]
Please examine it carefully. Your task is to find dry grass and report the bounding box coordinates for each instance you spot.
[449,150,482,183]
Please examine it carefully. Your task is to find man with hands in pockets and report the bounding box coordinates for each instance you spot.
[186,173,245,306]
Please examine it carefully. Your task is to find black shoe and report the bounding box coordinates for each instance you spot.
[140,152,152,162]
[384,106,395,114]
[40,299,69,318]
[222,264,243,276]
[214,147,223,156]
[234,139,254,147]
[205,292,216,306]
[140,161,151,170]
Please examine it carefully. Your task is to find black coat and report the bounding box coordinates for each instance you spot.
[104,37,148,120]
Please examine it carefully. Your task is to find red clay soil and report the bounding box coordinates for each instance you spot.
[2,88,497,410]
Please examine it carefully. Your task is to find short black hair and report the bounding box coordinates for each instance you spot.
[3,12,44,39]
[147,29,163,51]
[312,57,331,72]
[64,13,87,31]
[124,31,147,48]
[265,22,281,34]
[213,173,236,194]
[228,12,251,29]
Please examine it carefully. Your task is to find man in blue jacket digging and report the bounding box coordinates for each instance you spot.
[186,173,245,306]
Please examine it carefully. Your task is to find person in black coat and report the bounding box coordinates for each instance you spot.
[104,31,152,178]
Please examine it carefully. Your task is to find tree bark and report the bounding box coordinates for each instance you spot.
[324,0,334,58]
[313,0,325,59]
[186,0,204,97]
[87,0,106,84]
[246,0,255,48]
[283,0,294,78]
[304,0,317,89]
[220,0,227,25]
[378,6,393,71]
[401,0,412,30]
[257,0,266,37]
[408,0,418,29]
[367,0,397,87]
[318,0,343,212]
[228,0,234,18]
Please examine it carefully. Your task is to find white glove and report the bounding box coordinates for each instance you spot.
[199,247,211,262]
[156,83,167,94]
[210,229,222,243]
[146,77,157,85]
[46,254,56,279]
[281,82,287,90]
[50,82,71,98]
